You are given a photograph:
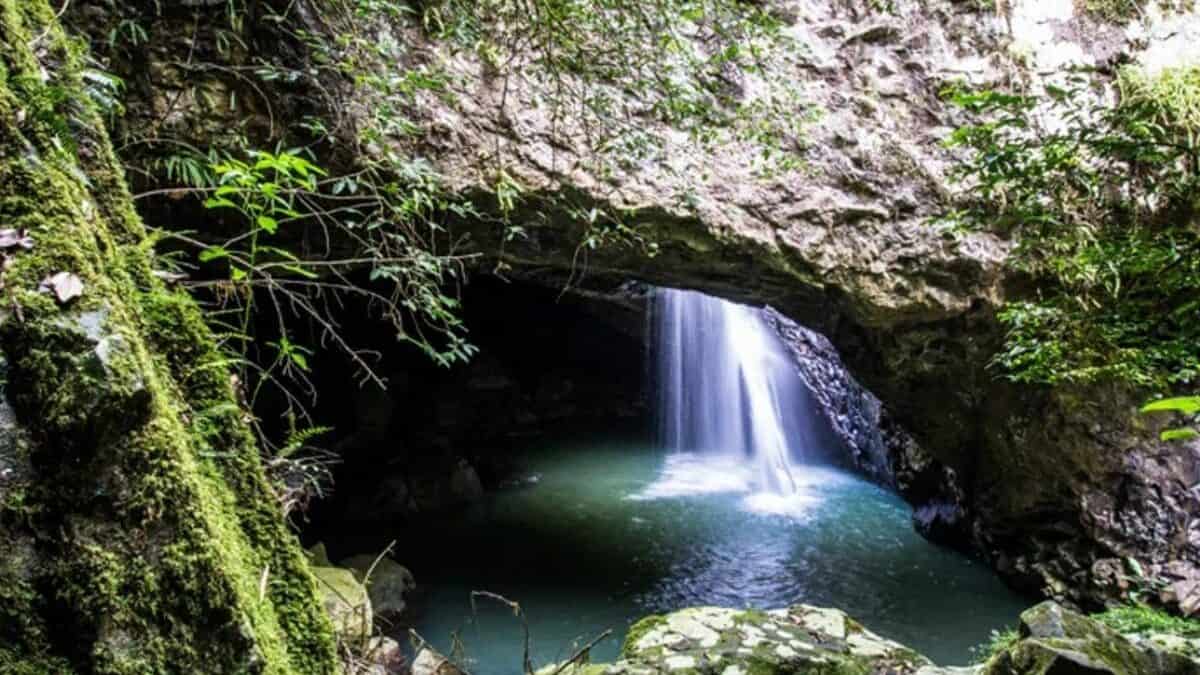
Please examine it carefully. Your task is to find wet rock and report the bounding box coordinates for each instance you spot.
[915,500,970,546]
[341,475,417,522]
[409,459,486,512]
[447,459,484,503]
[765,309,970,547]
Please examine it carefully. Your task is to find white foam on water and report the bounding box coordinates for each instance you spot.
[652,288,828,499]
[629,453,755,500]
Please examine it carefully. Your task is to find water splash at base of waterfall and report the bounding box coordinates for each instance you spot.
[641,288,826,511]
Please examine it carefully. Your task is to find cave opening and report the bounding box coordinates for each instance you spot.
[277,276,1027,670]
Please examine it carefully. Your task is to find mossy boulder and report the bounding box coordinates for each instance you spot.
[982,602,1200,675]
[576,603,1200,675]
[601,605,929,674]
[341,554,417,619]
[312,565,373,640]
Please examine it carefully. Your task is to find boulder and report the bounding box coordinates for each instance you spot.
[363,636,406,675]
[981,602,1200,675]
[340,554,417,619]
[575,604,1200,675]
[311,565,373,640]
[411,459,485,511]
[612,605,930,674]
[411,647,466,675]
[307,541,333,567]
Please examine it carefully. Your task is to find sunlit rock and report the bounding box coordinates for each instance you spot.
[311,565,372,640]
[340,554,416,619]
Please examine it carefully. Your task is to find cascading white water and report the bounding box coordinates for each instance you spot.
[654,288,817,496]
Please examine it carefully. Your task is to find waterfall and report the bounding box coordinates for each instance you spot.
[654,288,814,496]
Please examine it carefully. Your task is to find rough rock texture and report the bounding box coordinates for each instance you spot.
[764,307,970,545]
[529,602,1200,675]
[383,0,1200,611]
[60,0,1200,612]
[0,1,337,672]
[340,554,417,619]
[610,606,929,674]
[982,602,1200,675]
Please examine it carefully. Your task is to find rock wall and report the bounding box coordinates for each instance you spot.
[382,0,1200,611]
[0,2,337,671]
[764,308,970,546]
[55,0,1200,613]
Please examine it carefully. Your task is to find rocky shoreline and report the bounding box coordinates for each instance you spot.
[404,602,1200,675]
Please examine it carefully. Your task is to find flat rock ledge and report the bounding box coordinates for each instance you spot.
[524,602,1200,675]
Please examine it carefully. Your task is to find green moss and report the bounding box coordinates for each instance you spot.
[972,627,1019,664]
[0,1,337,672]
[1093,605,1200,638]
[735,608,772,626]
[1083,0,1144,22]
[622,615,667,657]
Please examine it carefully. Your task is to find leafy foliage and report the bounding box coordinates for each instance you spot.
[1140,396,1200,441]
[971,627,1018,664]
[943,67,1200,391]
[170,149,477,458]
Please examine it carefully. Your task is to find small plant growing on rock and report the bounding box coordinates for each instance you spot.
[943,67,1200,394]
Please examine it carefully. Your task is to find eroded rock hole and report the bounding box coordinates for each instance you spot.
[285,279,1025,669]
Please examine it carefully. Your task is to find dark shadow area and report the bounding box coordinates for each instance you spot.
[299,277,653,552]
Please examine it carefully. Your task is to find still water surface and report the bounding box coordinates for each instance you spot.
[400,441,1027,672]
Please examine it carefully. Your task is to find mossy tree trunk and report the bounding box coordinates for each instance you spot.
[0,1,338,672]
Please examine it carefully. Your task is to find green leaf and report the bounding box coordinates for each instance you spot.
[203,197,238,210]
[280,264,318,279]
[257,215,279,233]
[1161,428,1200,442]
[1141,397,1200,415]
[199,246,229,262]
[289,351,310,371]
